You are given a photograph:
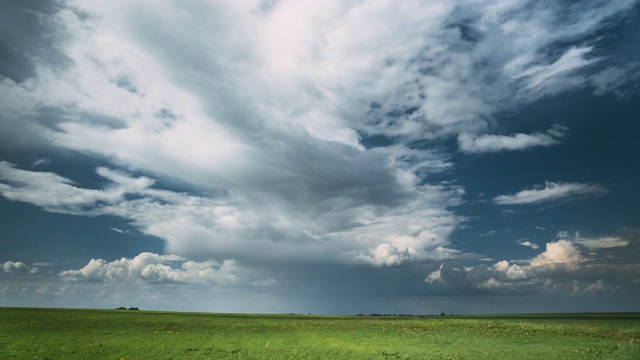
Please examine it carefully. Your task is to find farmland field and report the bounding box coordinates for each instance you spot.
[1,308,639,359]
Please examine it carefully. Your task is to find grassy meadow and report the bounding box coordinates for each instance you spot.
[1,307,639,359]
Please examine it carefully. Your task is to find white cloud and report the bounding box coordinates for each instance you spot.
[458,126,566,153]
[2,261,38,273]
[473,260,535,290]
[32,262,54,267]
[425,263,444,284]
[428,232,638,296]
[31,158,50,168]
[59,252,257,286]
[493,182,608,205]
[0,161,158,214]
[582,280,617,295]
[480,230,497,237]
[439,259,540,293]
[575,236,629,250]
[511,46,597,98]
[529,240,584,269]
[492,261,529,280]
[516,240,539,250]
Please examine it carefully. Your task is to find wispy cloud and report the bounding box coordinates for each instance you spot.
[575,236,629,250]
[554,231,630,251]
[516,240,539,250]
[31,262,54,267]
[0,161,153,214]
[590,63,640,98]
[480,230,497,237]
[511,46,597,98]
[458,126,566,153]
[31,158,50,168]
[493,182,608,205]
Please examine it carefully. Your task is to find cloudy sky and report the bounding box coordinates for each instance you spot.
[1,0,639,315]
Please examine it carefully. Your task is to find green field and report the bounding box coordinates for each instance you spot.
[1,308,639,359]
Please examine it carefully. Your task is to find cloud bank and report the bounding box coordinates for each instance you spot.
[427,231,640,296]
[0,0,636,277]
[59,252,265,286]
[0,161,464,265]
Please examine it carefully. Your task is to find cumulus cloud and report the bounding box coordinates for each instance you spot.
[59,252,259,286]
[2,261,38,273]
[425,259,540,295]
[529,240,584,270]
[427,232,638,296]
[579,280,617,295]
[493,182,608,205]
[472,260,536,291]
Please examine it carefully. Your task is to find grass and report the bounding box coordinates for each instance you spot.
[1,307,639,359]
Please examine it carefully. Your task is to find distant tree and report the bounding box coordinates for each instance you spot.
[128,307,140,311]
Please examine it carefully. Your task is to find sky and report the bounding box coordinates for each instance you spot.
[0,0,639,315]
